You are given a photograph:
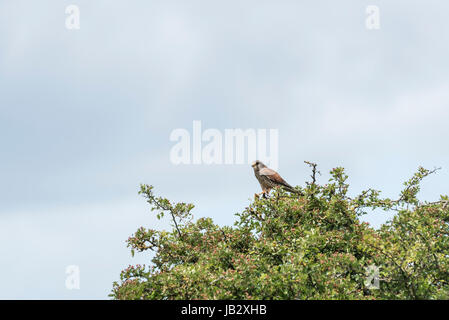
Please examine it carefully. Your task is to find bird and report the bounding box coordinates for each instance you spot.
[251,160,299,197]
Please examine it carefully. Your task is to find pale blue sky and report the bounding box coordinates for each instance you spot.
[1,0,448,299]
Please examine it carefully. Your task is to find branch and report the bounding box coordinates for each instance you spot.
[304,161,321,185]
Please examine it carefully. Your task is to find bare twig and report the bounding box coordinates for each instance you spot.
[304,161,321,185]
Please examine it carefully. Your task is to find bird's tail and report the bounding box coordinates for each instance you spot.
[282,185,302,195]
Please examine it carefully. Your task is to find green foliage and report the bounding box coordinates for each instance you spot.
[111,164,449,300]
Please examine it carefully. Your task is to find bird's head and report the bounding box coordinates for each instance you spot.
[251,160,266,171]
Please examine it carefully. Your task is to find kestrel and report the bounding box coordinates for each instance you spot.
[251,160,299,197]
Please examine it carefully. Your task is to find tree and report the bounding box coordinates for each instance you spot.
[110,163,449,300]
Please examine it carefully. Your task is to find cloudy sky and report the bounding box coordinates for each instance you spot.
[1,0,448,299]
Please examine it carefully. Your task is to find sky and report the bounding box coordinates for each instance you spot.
[0,0,448,299]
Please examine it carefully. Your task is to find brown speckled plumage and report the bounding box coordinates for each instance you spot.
[251,160,298,196]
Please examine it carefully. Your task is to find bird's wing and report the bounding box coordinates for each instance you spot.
[259,168,293,188]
